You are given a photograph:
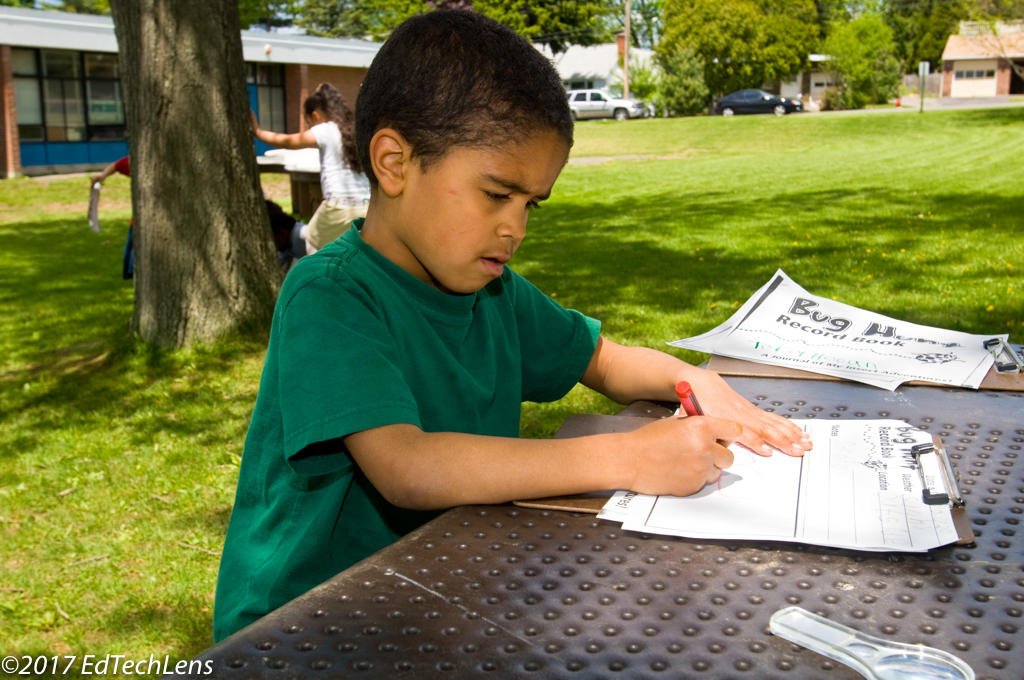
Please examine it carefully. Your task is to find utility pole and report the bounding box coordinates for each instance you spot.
[623,0,631,99]
[918,61,929,113]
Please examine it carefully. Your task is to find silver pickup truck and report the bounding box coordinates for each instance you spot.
[567,89,649,120]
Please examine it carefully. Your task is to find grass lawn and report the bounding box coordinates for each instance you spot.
[1,108,1022,668]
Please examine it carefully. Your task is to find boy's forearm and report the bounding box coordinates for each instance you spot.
[582,337,698,405]
[346,424,634,510]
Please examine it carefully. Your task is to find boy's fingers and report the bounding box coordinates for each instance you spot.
[712,442,734,470]
[745,412,810,457]
[704,416,743,448]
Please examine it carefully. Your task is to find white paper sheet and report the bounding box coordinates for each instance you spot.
[88,182,101,233]
[669,269,1003,391]
[600,420,961,552]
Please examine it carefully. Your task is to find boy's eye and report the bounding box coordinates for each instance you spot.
[486,191,541,210]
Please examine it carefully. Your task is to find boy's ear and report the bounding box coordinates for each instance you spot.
[368,128,411,198]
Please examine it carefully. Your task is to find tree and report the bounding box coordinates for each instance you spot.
[238,0,301,30]
[296,0,422,40]
[609,54,660,100]
[297,0,616,51]
[884,0,971,68]
[109,0,280,348]
[0,0,109,8]
[477,0,616,52]
[823,12,901,109]
[659,0,819,103]
[655,45,708,115]
[604,0,663,48]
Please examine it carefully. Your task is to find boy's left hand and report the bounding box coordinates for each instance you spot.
[685,370,810,457]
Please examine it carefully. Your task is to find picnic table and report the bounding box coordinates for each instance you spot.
[172,375,1023,679]
[257,148,322,219]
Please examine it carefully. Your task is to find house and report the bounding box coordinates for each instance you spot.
[0,5,379,177]
[776,54,834,102]
[538,34,655,93]
[941,21,1024,97]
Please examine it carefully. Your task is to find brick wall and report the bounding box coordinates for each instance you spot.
[284,63,366,133]
[0,45,21,178]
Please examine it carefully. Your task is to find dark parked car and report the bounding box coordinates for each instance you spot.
[714,89,803,116]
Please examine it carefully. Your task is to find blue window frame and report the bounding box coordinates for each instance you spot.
[247,62,285,155]
[13,47,127,166]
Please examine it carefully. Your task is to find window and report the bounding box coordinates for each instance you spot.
[84,52,124,137]
[44,78,85,142]
[955,70,964,78]
[14,78,43,141]
[986,70,995,78]
[85,53,117,79]
[589,92,605,102]
[11,47,125,144]
[247,63,285,132]
[572,92,587,102]
[12,49,43,141]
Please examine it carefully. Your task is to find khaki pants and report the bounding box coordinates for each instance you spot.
[305,200,367,254]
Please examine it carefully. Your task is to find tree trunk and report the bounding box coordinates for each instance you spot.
[110,0,280,348]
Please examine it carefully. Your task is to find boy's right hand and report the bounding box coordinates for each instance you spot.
[623,416,742,498]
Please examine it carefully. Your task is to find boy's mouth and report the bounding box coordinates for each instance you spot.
[481,255,507,277]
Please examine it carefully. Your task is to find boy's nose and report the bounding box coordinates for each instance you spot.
[497,207,528,244]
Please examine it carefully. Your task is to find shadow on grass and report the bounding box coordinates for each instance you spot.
[519,184,1023,337]
[2,341,262,457]
[7,182,1020,455]
[1,207,269,454]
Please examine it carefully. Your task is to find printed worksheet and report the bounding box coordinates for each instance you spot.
[669,270,1002,390]
[598,420,962,552]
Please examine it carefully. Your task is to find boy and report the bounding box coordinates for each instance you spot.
[213,10,809,641]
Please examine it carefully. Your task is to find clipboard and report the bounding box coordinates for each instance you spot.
[515,413,975,546]
[706,354,1024,391]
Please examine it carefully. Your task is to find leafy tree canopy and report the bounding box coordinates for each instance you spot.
[296,0,617,51]
[239,0,302,30]
[659,0,819,99]
[296,0,421,41]
[602,0,663,49]
[884,0,970,68]
[476,0,616,52]
[823,11,901,108]
[0,0,109,11]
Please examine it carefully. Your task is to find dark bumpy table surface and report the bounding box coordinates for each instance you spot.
[182,378,1024,679]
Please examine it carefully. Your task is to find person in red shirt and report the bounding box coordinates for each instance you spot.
[91,156,134,279]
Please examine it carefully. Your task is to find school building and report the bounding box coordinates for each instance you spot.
[0,5,380,177]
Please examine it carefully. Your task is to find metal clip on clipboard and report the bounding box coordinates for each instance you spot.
[911,442,965,507]
[983,338,1024,374]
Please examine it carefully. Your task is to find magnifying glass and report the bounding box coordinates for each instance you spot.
[770,606,975,680]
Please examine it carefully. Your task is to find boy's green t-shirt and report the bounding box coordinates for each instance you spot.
[213,224,600,641]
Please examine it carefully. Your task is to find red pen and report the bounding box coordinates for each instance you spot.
[675,381,704,417]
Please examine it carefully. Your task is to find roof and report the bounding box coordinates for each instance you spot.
[0,5,115,52]
[942,32,1024,60]
[0,5,379,68]
[537,43,655,82]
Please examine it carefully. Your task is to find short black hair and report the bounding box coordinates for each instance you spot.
[265,199,295,237]
[355,10,574,186]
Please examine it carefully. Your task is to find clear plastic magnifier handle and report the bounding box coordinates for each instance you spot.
[769,606,975,680]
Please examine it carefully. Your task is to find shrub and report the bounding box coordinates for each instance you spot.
[655,46,709,116]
